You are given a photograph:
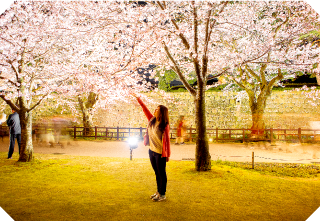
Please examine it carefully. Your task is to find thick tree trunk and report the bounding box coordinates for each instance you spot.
[251,111,265,136]
[249,97,267,137]
[78,93,98,136]
[18,110,33,162]
[82,109,94,136]
[194,88,211,171]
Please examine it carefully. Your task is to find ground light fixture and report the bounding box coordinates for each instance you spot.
[127,136,139,160]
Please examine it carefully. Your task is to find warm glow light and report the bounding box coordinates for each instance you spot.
[127,137,138,147]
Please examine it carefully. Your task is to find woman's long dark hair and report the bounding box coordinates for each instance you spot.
[149,105,169,133]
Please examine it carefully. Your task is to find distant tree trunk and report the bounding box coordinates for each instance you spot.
[78,92,98,136]
[234,66,283,137]
[248,95,267,137]
[316,74,320,86]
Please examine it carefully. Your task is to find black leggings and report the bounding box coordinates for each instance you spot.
[149,149,167,195]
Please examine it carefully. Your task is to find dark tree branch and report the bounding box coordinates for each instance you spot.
[163,42,196,95]
[245,65,261,83]
[0,94,20,112]
[0,75,16,86]
[210,67,230,79]
[28,93,49,112]
[267,68,283,94]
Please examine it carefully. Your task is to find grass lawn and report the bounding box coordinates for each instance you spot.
[0,152,319,221]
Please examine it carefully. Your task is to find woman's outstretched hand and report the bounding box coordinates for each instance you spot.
[129,90,139,99]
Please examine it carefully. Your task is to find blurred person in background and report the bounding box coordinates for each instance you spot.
[175,115,186,145]
[7,108,21,159]
[0,112,6,124]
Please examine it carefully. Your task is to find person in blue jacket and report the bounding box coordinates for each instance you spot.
[7,109,21,159]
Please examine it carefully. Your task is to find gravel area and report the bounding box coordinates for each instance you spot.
[1,136,320,163]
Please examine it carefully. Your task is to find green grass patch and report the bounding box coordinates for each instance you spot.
[0,152,319,221]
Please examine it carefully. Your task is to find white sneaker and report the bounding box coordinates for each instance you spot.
[150,192,159,199]
[152,194,166,202]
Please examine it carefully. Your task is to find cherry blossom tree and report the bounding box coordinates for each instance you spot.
[219,1,320,135]
[0,1,151,161]
[57,70,148,135]
[134,1,234,171]
[133,1,319,170]
[0,1,79,161]
[1,0,317,169]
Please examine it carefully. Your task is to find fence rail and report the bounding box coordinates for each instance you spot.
[1,125,320,143]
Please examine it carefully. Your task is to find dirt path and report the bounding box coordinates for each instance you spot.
[1,137,319,163]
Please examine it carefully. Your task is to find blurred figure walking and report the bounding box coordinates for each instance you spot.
[175,115,186,145]
[0,112,6,124]
[7,108,21,159]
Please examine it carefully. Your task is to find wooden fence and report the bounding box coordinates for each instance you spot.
[1,125,320,143]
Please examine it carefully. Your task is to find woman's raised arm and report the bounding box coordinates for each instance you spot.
[130,92,153,121]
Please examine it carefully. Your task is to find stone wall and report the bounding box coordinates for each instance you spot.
[93,91,320,129]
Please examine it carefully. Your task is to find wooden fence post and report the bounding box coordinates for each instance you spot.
[189,127,192,142]
[270,128,273,144]
[74,126,76,140]
[216,128,218,141]
[106,128,108,138]
[95,126,97,140]
[298,128,302,143]
[284,129,287,140]
[242,128,245,143]
[252,152,254,169]
[117,126,119,141]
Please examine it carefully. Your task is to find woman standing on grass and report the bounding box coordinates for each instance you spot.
[131,93,170,202]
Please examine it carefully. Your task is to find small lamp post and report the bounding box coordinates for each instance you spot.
[127,137,139,160]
